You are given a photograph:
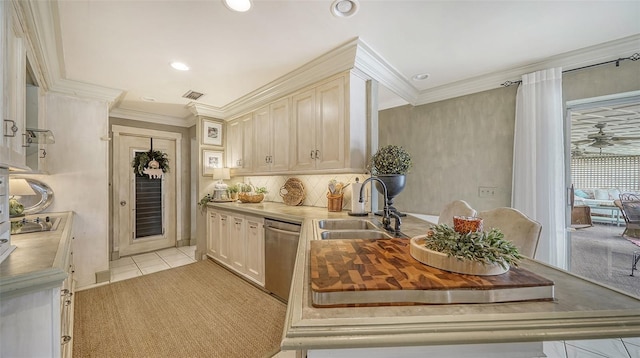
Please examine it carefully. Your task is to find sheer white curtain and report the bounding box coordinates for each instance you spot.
[512,68,567,269]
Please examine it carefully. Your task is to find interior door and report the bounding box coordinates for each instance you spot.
[116,134,176,256]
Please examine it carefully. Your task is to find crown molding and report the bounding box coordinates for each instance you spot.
[110,108,194,128]
[186,102,225,119]
[353,39,419,105]
[218,38,359,119]
[17,0,124,105]
[415,34,640,106]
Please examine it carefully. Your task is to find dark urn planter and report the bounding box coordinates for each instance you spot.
[374,174,406,217]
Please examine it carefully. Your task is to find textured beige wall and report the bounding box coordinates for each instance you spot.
[379,61,640,216]
[379,86,518,215]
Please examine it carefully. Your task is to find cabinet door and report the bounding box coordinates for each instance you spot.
[244,217,264,285]
[206,209,219,258]
[269,98,290,172]
[240,114,254,172]
[2,13,26,168]
[290,89,316,171]
[218,214,230,264]
[315,77,345,170]
[254,106,271,172]
[226,120,242,169]
[229,216,246,273]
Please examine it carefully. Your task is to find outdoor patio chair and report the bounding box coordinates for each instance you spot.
[437,200,477,227]
[619,194,640,238]
[477,207,542,258]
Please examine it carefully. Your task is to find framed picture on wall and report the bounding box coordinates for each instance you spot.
[202,119,223,146]
[202,150,224,176]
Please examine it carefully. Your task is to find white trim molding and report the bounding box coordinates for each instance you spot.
[110,108,196,128]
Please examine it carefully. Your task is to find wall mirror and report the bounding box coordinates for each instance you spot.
[11,177,54,215]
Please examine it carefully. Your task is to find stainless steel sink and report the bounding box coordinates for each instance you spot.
[317,219,378,230]
[320,230,393,240]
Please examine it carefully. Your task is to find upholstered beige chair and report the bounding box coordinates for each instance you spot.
[437,200,477,227]
[477,207,542,258]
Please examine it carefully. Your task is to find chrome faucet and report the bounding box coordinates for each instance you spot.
[359,177,401,234]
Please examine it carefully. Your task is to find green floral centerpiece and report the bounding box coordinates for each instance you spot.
[410,224,523,276]
[424,224,522,269]
[368,145,412,175]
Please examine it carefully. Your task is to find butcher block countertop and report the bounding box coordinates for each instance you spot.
[310,238,554,307]
[207,202,640,351]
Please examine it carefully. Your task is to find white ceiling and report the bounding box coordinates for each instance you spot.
[52,0,640,122]
[571,99,640,157]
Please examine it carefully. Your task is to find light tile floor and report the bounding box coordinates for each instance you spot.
[110,245,196,282]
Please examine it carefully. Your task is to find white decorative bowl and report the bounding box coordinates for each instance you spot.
[410,235,509,276]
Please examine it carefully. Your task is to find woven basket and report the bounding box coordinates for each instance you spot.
[238,193,264,203]
[280,178,305,206]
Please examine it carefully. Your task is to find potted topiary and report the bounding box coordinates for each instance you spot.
[368,145,412,215]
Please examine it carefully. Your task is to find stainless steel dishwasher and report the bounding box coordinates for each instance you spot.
[264,218,301,302]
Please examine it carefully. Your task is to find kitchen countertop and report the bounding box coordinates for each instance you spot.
[0,212,74,299]
[207,202,640,351]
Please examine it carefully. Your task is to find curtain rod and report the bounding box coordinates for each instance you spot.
[500,52,640,87]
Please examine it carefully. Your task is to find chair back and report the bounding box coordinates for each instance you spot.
[620,199,640,228]
[477,207,542,258]
[437,200,477,227]
[614,199,629,223]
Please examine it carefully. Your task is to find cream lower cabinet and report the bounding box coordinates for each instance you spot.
[206,209,265,286]
[206,209,220,259]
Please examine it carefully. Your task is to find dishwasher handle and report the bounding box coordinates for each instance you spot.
[264,225,300,236]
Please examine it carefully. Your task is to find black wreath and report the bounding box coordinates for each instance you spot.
[132,150,170,177]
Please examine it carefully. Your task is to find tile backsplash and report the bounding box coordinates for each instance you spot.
[230,174,370,210]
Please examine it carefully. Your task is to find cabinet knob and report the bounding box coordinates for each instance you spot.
[315,150,320,159]
[310,150,315,159]
[120,200,127,206]
[61,336,72,345]
[40,148,47,158]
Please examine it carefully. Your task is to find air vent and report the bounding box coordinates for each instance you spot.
[182,90,204,101]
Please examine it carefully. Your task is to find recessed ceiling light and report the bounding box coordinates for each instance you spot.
[412,73,430,81]
[223,0,252,12]
[330,0,359,18]
[170,62,190,71]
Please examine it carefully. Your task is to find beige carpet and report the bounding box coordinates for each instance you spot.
[73,259,287,358]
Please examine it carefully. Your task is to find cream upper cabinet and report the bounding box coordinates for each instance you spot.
[291,76,348,171]
[254,98,290,173]
[227,114,254,174]
[225,72,367,175]
[1,4,48,172]
[1,7,26,169]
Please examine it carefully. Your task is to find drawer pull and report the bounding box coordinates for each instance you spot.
[3,119,18,137]
[64,299,72,306]
[61,335,72,345]
[0,239,8,244]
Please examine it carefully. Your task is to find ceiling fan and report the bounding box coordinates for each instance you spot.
[572,122,640,150]
[571,144,603,158]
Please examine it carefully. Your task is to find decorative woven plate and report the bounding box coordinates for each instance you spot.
[280,178,305,206]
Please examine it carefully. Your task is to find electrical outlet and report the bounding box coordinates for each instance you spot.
[478,186,497,197]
